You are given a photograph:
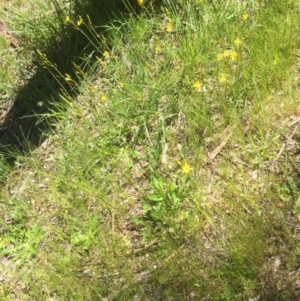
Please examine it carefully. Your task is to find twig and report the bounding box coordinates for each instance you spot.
[272,143,286,163]
[273,122,299,165]
[204,124,237,165]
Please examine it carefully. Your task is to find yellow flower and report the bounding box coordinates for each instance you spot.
[77,16,83,26]
[229,50,237,60]
[166,18,173,32]
[166,22,173,32]
[103,50,110,58]
[179,161,193,174]
[234,38,242,46]
[64,74,72,81]
[137,0,144,5]
[101,95,107,101]
[219,74,227,83]
[218,50,237,61]
[199,0,204,2]
[64,15,70,24]
[242,13,249,21]
[155,44,161,53]
[192,80,203,91]
[119,82,124,88]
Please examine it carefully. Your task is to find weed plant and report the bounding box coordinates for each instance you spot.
[0,0,300,300]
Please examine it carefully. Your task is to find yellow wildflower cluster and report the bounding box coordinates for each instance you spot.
[217,49,238,61]
[63,15,83,26]
[162,7,173,32]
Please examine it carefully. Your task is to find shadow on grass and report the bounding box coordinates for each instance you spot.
[0,0,143,166]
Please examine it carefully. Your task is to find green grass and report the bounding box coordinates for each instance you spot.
[0,0,300,300]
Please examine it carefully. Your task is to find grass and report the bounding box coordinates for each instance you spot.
[0,0,300,300]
